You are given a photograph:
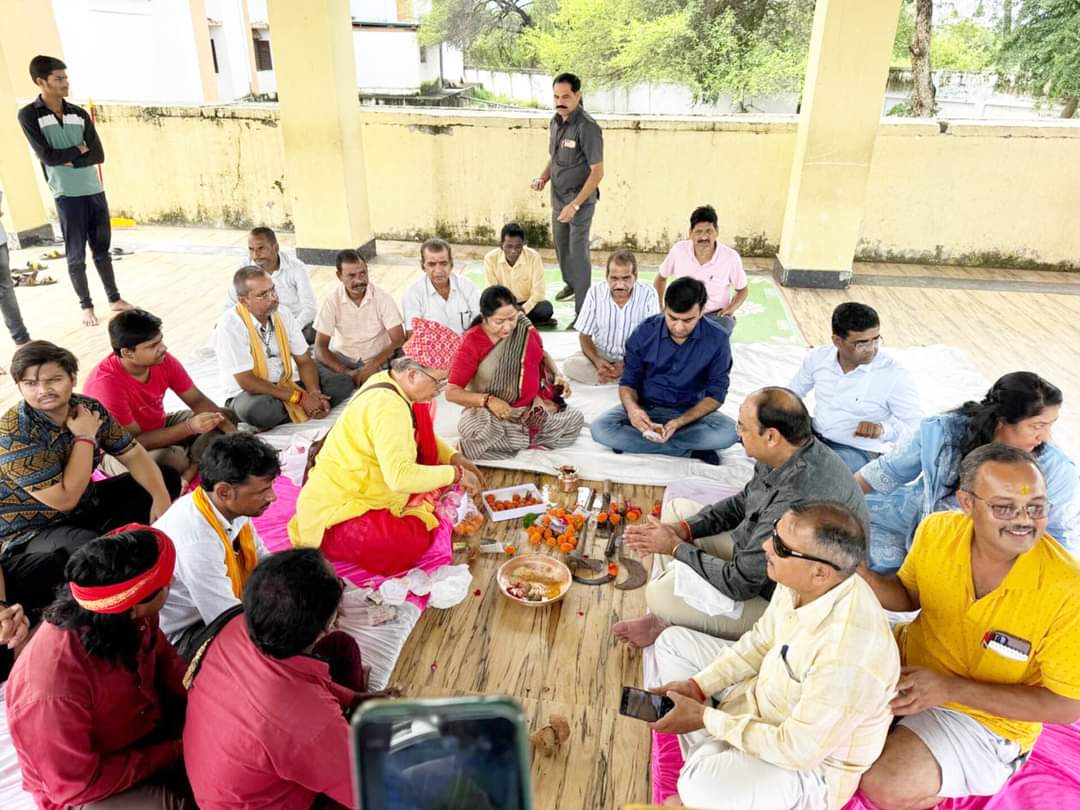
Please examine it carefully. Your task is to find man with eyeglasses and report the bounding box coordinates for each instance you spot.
[859,443,1080,808]
[155,432,279,659]
[789,302,922,473]
[649,501,899,810]
[614,387,869,646]
[217,266,353,431]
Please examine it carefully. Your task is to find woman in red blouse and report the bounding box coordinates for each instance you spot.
[447,285,583,458]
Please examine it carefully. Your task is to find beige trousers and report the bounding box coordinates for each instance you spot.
[563,352,618,385]
[646,497,769,640]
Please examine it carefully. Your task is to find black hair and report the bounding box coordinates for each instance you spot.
[831,302,880,340]
[606,249,637,275]
[243,549,342,659]
[249,226,278,245]
[754,387,813,445]
[952,372,1062,455]
[29,55,66,83]
[788,501,866,575]
[500,223,526,243]
[470,285,518,329]
[109,309,163,356]
[421,238,453,265]
[11,340,78,382]
[664,277,707,313]
[336,249,367,272]
[43,530,162,671]
[553,73,581,92]
[958,442,1043,492]
[199,433,281,492]
[689,205,718,229]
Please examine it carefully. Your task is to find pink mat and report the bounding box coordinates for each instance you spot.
[651,722,1080,807]
[253,477,453,610]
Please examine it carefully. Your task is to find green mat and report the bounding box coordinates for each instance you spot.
[460,262,805,345]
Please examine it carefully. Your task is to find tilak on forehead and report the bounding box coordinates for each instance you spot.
[1021,484,1030,496]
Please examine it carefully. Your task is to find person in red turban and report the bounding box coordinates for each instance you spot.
[5,526,195,809]
[290,319,484,576]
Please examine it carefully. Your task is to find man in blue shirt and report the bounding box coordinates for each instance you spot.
[590,277,736,464]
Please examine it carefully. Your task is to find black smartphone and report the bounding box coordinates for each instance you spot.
[352,696,532,810]
[619,686,674,723]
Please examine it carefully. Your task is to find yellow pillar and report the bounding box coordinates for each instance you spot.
[189,0,219,103]
[775,0,903,288]
[0,38,52,246]
[266,0,374,263]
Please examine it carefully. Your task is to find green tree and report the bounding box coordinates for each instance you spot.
[934,18,999,72]
[1000,0,1080,117]
[420,0,556,67]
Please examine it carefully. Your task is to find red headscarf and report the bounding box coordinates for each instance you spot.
[69,524,176,615]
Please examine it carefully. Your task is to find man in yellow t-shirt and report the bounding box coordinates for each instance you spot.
[858,443,1080,808]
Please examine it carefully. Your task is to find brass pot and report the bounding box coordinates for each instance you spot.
[556,465,579,493]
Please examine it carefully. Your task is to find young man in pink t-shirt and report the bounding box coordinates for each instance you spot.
[83,309,236,484]
[655,205,748,335]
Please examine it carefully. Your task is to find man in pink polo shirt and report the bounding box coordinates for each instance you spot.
[655,205,748,335]
[84,309,236,485]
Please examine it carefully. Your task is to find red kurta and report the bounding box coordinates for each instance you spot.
[4,617,187,810]
[183,615,356,809]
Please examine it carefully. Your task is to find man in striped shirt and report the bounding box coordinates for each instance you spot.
[17,55,133,328]
[564,249,659,385]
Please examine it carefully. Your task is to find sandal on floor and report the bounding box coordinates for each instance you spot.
[39,250,64,260]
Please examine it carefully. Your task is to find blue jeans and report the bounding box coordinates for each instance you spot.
[819,435,880,474]
[591,404,737,457]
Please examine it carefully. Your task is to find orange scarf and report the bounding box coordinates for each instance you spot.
[235,304,308,423]
[192,487,258,598]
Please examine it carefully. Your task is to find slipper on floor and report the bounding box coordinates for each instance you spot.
[110,247,132,256]
[39,250,64,260]
[13,272,56,287]
[22,261,45,271]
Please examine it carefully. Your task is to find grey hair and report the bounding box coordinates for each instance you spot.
[958,442,1043,493]
[233,266,268,299]
[787,501,866,577]
[390,357,425,373]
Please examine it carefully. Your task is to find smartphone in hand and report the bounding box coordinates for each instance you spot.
[619,686,674,723]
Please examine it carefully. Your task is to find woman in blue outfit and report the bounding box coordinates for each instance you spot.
[855,371,1079,572]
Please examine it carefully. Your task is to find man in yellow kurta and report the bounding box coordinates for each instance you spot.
[289,319,483,575]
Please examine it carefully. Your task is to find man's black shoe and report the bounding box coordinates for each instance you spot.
[555,285,575,302]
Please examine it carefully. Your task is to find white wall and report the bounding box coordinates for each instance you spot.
[206,0,253,100]
[419,43,465,86]
[353,0,398,23]
[354,29,421,93]
[52,0,206,103]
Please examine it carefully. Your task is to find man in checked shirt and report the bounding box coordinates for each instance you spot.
[650,500,900,810]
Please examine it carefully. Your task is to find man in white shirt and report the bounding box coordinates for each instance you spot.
[789,302,922,473]
[224,227,318,343]
[401,238,481,336]
[156,432,278,658]
[216,267,352,430]
[564,249,659,385]
[651,501,899,810]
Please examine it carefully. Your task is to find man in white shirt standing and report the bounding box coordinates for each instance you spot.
[225,227,318,343]
[401,238,481,336]
[216,267,352,430]
[564,249,658,385]
[788,302,922,473]
[156,432,277,658]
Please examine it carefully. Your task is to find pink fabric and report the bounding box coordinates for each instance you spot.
[253,476,452,609]
[650,721,1080,808]
[657,239,747,313]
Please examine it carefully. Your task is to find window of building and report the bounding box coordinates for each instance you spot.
[419,46,427,64]
[210,38,220,74]
[253,38,273,71]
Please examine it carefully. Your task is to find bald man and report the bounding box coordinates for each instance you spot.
[614,387,870,645]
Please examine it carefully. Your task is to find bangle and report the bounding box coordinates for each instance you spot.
[73,435,96,450]
[452,466,463,485]
[688,677,707,703]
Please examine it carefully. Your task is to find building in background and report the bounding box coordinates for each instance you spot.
[1,0,463,103]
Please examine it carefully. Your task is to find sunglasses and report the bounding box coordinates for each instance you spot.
[770,520,842,571]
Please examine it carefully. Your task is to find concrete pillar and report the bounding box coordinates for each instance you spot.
[775,0,903,288]
[0,38,53,246]
[189,0,219,103]
[265,0,374,263]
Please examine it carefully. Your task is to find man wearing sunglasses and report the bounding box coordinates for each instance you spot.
[859,444,1080,808]
[789,302,922,473]
[615,387,869,646]
[649,501,899,810]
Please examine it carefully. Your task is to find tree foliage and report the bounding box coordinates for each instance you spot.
[999,0,1080,114]
[419,0,556,67]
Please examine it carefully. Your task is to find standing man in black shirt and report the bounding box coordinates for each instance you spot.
[531,73,604,319]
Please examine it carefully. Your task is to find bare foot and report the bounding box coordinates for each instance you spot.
[110,299,135,312]
[663,794,684,806]
[81,308,99,327]
[613,614,670,648]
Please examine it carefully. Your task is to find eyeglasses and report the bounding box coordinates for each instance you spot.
[841,335,883,350]
[962,490,1049,521]
[770,520,842,571]
[417,368,448,391]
